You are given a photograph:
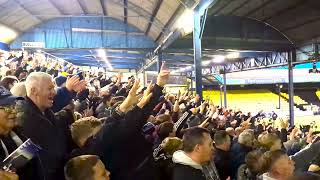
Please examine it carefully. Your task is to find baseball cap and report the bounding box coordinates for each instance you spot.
[0,86,24,106]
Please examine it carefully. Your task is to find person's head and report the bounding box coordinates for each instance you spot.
[258,133,282,151]
[64,155,110,180]
[261,150,295,180]
[18,70,28,80]
[182,127,213,165]
[238,131,255,147]
[70,117,103,147]
[74,100,89,115]
[111,75,118,83]
[226,127,236,137]
[155,114,172,125]
[214,130,231,151]
[26,72,56,112]
[0,86,24,135]
[161,137,183,155]
[245,150,264,176]
[235,127,244,136]
[55,76,68,87]
[1,76,18,90]
[10,82,26,97]
[158,122,176,141]
[107,96,125,108]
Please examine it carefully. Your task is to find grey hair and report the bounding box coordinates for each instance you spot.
[10,82,26,96]
[238,131,254,147]
[25,72,52,96]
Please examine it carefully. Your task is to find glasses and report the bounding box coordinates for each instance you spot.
[0,106,15,113]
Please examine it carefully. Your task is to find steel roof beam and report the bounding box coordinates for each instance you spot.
[123,0,128,23]
[100,0,108,16]
[210,0,232,15]
[243,0,276,17]
[145,0,163,35]
[77,0,87,14]
[48,0,66,14]
[12,0,42,21]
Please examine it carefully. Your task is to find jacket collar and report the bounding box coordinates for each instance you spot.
[172,150,202,170]
[260,173,277,180]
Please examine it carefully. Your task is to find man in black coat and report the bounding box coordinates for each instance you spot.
[68,63,170,180]
[18,72,86,180]
[213,130,232,180]
[172,127,214,180]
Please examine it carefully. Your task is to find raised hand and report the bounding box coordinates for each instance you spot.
[66,76,87,93]
[119,79,141,113]
[137,82,154,108]
[157,62,170,87]
[0,171,18,180]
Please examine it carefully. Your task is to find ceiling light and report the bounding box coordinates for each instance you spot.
[97,49,113,70]
[175,9,194,36]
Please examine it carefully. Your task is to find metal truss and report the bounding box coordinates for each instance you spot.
[211,52,289,73]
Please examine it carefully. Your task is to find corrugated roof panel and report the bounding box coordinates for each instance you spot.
[221,0,249,15]
[127,10,148,32]
[0,0,8,4]
[268,4,320,32]
[79,0,103,15]
[250,0,300,20]
[156,0,179,25]
[50,0,83,14]
[106,2,124,20]
[286,20,320,43]
[149,24,160,40]
[129,0,155,15]
[15,0,60,21]
[14,19,38,31]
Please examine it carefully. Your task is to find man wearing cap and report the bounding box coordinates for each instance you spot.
[18,72,86,180]
[0,86,43,180]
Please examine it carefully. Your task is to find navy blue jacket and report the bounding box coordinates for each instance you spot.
[52,87,77,113]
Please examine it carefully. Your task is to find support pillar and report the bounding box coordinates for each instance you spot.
[288,50,295,126]
[193,8,203,100]
[223,66,227,108]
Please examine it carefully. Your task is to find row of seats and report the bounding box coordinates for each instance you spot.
[280,93,308,105]
[203,89,293,113]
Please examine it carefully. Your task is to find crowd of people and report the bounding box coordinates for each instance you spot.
[0,50,319,180]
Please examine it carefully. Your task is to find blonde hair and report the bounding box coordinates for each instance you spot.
[70,117,102,147]
[10,82,26,96]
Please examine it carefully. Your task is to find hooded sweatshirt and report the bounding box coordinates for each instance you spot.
[172,150,206,180]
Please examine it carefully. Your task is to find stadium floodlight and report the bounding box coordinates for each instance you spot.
[213,55,225,63]
[175,9,194,35]
[97,49,113,70]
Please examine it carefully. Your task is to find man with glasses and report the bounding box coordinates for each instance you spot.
[0,86,43,180]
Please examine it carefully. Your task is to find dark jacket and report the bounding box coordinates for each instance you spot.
[230,142,253,179]
[18,97,72,180]
[69,84,164,180]
[214,148,231,180]
[172,151,206,180]
[173,164,206,180]
[52,87,77,113]
[0,128,44,180]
